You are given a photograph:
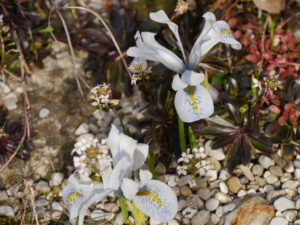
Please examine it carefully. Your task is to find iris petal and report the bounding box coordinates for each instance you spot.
[133,180,178,222]
[133,143,149,171]
[172,74,188,91]
[174,85,214,123]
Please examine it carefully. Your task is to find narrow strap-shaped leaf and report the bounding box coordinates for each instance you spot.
[188,126,197,149]
[178,116,186,152]
[119,198,129,224]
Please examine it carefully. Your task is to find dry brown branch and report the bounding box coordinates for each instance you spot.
[24,178,40,225]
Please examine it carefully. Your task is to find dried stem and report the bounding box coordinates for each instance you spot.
[64,4,133,79]
[258,14,271,75]
[24,178,40,225]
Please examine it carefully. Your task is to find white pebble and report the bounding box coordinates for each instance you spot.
[294,169,300,179]
[281,180,299,190]
[284,161,294,172]
[215,206,223,217]
[296,199,300,210]
[0,206,14,216]
[283,210,297,222]
[219,181,228,194]
[270,217,288,225]
[182,207,197,218]
[50,172,64,186]
[294,219,300,225]
[237,189,246,197]
[215,192,231,204]
[222,203,236,213]
[274,197,295,211]
[219,170,230,180]
[252,164,264,176]
[205,198,219,211]
[39,108,50,118]
[263,171,278,184]
[207,170,218,182]
[75,122,89,136]
[168,175,178,187]
[259,155,274,169]
[168,219,179,225]
[294,160,300,168]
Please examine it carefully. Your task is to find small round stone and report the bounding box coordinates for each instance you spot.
[226,176,242,193]
[258,155,274,169]
[191,210,210,225]
[75,122,89,136]
[274,197,295,211]
[282,210,297,222]
[237,189,246,198]
[281,180,299,190]
[182,207,197,218]
[263,171,278,184]
[197,188,211,201]
[252,164,264,176]
[39,108,50,118]
[210,214,220,224]
[35,198,49,207]
[284,161,294,172]
[294,160,300,168]
[168,219,179,225]
[215,192,231,204]
[269,166,283,177]
[205,198,219,211]
[50,172,64,186]
[207,170,218,182]
[180,186,192,197]
[295,169,300,179]
[222,203,236,213]
[186,195,204,209]
[269,217,288,225]
[155,162,166,175]
[35,180,51,194]
[219,170,230,180]
[0,205,14,216]
[219,181,229,194]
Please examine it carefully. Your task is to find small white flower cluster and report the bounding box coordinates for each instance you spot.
[89,83,119,112]
[177,146,214,188]
[72,137,112,177]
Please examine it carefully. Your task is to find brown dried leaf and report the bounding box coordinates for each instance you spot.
[252,0,284,14]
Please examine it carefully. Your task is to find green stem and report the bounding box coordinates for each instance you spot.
[147,153,157,179]
[119,198,129,224]
[178,116,186,152]
[188,126,197,149]
[203,73,209,90]
[117,112,131,136]
[269,16,275,51]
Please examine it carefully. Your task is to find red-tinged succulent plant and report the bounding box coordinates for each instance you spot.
[0,110,36,165]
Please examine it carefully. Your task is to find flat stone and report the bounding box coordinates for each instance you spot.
[180,186,192,197]
[207,157,221,172]
[50,172,64,186]
[168,175,178,187]
[172,186,180,196]
[0,82,10,94]
[219,181,229,194]
[186,195,204,209]
[0,205,14,217]
[269,217,288,225]
[252,164,264,176]
[182,207,197,218]
[281,180,299,189]
[269,166,283,177]
[211,214,220,224]
[296,199,300,210]
[226,176,242,193]
[205,198,219,211]
[75,122,89,136]
[237,189,246,198]
[219,170,230,180]
[36,199,49,207]
[191,210,210,225]
[207,170,218,182]
[222,203,236,213]
[294,219,300,225]
[282,210,297,222]
[35,180,51,194]
[295,168,300,179]
[168,219,179,225]
[205,140,225,161]
[263,171,278,184]
[155,162,167,175]
[267,189,296,202]
[215,192,231,204]
[294,160,300,168]
[280,173,292,182]
[274,197,295,211]
[222,196,275,225]
[284,161,294,172]
[197,188,211,201]
[259,155,274,169]
[90,209,106,221]
[0,191,8,201]
[176,175,193,186]
[39,108,50,118]
[114,212,124,225]
[239,165,254,181]
[263,184,274,193]
[178,199,187,211]
[4,93,17,110]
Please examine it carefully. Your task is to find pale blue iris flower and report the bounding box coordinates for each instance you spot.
[62,125,178,224]
[127,10,241,123]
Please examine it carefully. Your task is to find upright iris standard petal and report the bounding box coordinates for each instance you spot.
[149,10,187,63]
[133,180,178,222]
[181,70,205,86]
[174,85,214,123]
[127,32,185,73]
[172,74,188,91]
[215,21,242,50]
[133,143,149,171]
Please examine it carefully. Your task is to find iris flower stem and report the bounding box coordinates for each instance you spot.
[119,198,129,224]
[188,126,197,149]
[269,16,275,51]
[203,73,209,90]
[147,153,157,179]
[178,116,186,153]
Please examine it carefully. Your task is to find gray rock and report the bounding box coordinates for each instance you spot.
[197,188,211,201]
[182,218,190,225]
[155,162,167,175]
[35,180,51,194]
[205,198,219,211]
[263,184,274,193]
[182,207,197,218]
[294,219,300,225]
[191,210,210,225]
[284,161,294,172]
[219,181,229,194]
[237,189,246,198]
[90,209,106,221]
[219,170,230,181]
[6,184,19,196]
[222,203,236,213]
[176,175,193,186]
[50,172,64,186]
[88,123,99,134]
[39,108,50,118]
[36,199,49,207]
[52,210,62,220]
[267,189,296,202]
[269,217,288,225]
[295,168,300,179]
[239,165,254,181]
[0,205,14,217]
[215,192,231,204]
[178,199,187,211]
[215,206,223,217]
[168,175,178,187]
[168,219,179,225]
[211,214,220,224]
[296,199,300,210]
[282,210,297,222]
[294,160,300,168]
[263,171,278,184]
[52,202,63,212]
[4,92,17,110]
[274,197,295,211]
[280,172,292,182]
[281,180,299,190]
[269,166,283,177]
[75,122,89,136]
[205,140,225,161]
[252,164,264,176]
[0,191,8,201]
[114,212,124,225]
[258,155,274,169]
[186,195,204,209]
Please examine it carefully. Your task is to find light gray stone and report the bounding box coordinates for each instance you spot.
[186,195,204,209]
[0,205,14,217]
[168,175,178,187]
[295,168,300,179]
[219,170,230,180]
[35,180,51,194]
[294,160,300,168]
[263,171,278,184]
[168,219,179,225]
[258,155,274,169]
[274,197,295,211]
[252,164,264,176]
[0,191,8,201]
[205,198,219,211]
[52,202,63,212]
[237,189,246,198]
[75,122,89,136]
[4,93,17,110]
[205,140,225,161]
[39,108,50,118]
[176,175,193,186]
[282,210,297,222]
[90,209,106,221]
[296,199,300,210]
[114,212,124,225]
[178,199,187,211]
[197,188,211,201]
[269,166,283,177]
[215,192,231,204]
[222,203,236,213]
[284,161,294,172]
[282,180,299,190]
[50,172,64,186]
[269,217,288,225]
[191,210,210,225]
[219,181,228,194]
[207,170,217,182]
[280,172,292,182]
[294,219,300,225]
[36,199,49,207]
[239,165,254,181]
[215,206,223,217]
[211,214,220,224]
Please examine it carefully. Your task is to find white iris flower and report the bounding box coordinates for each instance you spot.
[127,10,241,123]
[62,125,178,224]
[121,170,178,222]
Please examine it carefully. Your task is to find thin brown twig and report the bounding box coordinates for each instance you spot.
[24,178,40,225]
[54,5,85,96]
